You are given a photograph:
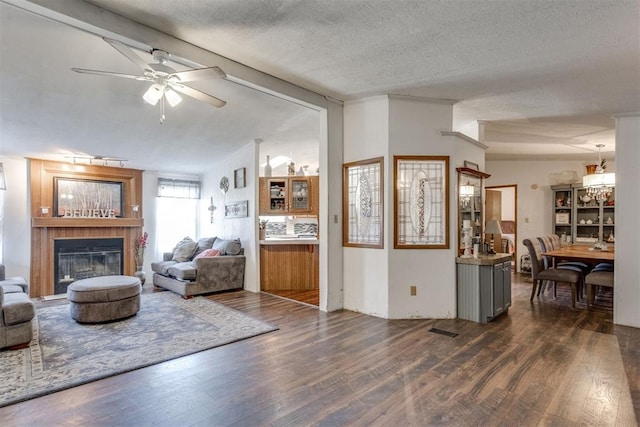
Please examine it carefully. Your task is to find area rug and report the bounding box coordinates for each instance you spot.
[0,292,277,407]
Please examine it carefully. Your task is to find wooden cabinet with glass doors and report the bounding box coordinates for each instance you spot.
[456,167,491,256]
[574,186,615,244]
[551,185,574,244]
[259,176,319,215]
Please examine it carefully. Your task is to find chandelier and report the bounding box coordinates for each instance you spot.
[582,144,615,202]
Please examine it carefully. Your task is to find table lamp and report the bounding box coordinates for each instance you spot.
[485,220,503,254]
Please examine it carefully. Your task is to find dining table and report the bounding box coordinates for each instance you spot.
[542,244,615,264]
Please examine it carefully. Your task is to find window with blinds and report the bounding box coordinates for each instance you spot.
[157,178,201,199]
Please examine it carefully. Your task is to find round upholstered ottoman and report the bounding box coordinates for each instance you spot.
[67,275,141,323]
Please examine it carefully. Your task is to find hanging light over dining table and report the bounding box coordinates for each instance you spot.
[582,144,615,202]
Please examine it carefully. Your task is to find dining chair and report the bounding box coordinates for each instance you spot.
[537,235,587,298]
[585,270,614,310]
[523,238,582,308]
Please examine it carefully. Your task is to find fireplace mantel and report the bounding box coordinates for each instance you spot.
[29,158,145,297]
[32,218,144,228]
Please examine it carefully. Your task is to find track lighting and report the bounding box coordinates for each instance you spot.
[64,155,128,168]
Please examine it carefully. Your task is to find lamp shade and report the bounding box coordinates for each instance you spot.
[459,184,475,198]
[582,172,615,188]
[164,88,182,107]
[143,83,164,105]
[485,220,503,235]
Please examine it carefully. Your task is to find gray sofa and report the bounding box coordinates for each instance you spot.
[0,265,35,349]
[152,237,245,298]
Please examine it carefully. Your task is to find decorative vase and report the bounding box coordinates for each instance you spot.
[264,155,272,177]
[134,267,146,286]
[259,229,266,240]
[585,164,598,174]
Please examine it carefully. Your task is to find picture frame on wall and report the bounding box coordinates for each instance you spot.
[394,155,450,249]
[225,200,249,218]
[343,157,384,248]
[54,177,123,218]
[234,167,246,189]
[463,160,479,171]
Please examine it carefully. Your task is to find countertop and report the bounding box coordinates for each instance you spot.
[260,238,319,245]
[456,253,512,265]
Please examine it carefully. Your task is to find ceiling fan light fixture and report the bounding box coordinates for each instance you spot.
[164,88,182,107]
[143,83,163,105]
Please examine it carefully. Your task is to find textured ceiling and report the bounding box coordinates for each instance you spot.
[2,0,639,173]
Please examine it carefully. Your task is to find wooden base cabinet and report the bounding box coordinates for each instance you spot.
[260,243,319,291]
[456,255,512,323]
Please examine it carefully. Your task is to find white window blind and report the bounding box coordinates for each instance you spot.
[157,178,200,199]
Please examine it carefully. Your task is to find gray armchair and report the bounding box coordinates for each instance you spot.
[0,263,29,295]
[1,286,35,349]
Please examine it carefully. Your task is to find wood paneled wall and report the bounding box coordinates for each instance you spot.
[29,159,144,297]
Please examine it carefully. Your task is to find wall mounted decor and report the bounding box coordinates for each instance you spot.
[463,160,479,171]
[234,167,246,189]
[225,200,249,218]
[54,177,123,218]
[343,157,384,248]
[219,176,229,194]
[394,156,450,249]
[208,196,217,223]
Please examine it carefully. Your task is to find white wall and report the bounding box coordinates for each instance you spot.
[343,96,390,317]
[320,101,345,312]
[613,114,640,328]
[387,97,458,319]
[0,157,30,280]
[141,170,158,277]
[201,142,259,292]
[343,96,487,319]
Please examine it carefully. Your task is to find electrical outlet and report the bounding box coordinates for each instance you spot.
[410,285,417,296]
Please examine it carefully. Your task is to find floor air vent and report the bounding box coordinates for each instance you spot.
[428,328,458,338]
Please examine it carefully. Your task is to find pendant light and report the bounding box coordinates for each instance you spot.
[582,144,615,202]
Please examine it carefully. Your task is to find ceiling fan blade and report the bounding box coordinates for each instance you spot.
[172,84,226,108]
[71,68,145,80]
[103,37,154,73]
[170,66,227,82]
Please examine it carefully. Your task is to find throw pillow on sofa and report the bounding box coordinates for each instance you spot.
[193,237,217,258]
[212,238,242,255]
[193,249,220,259]
[172,237,198,262]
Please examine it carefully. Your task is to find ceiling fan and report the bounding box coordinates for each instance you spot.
[72,37,227,123]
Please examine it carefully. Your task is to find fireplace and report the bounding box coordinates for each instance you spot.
[54,238,124,295]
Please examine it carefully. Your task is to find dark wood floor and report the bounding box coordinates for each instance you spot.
[263,288,319,306]
[2,274,638,426]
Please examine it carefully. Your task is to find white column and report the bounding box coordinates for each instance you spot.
[613,113,640,327]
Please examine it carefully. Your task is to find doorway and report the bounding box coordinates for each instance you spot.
[486,185,518,270]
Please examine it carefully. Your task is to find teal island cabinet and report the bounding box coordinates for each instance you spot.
[456,254,512,323]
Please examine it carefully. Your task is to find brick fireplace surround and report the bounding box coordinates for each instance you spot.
[29,159,144,298]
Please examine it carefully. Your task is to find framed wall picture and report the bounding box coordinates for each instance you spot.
[394,155,450,249]
[234,167,246,189]
[54,177,123,218]
[463,160,479,171]
[225,200,249,218]
[343,157,384,248]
